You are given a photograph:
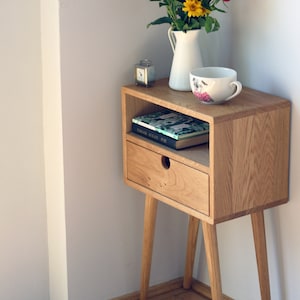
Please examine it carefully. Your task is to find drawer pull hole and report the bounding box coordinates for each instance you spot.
[161,156,170,169]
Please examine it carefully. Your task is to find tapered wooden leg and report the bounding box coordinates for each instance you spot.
[183,215,200,289]
[251,211,271,300]
[202,222,223,300]
[140,195,158,300]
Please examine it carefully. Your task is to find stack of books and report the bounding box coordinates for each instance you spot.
[131,110,209,150]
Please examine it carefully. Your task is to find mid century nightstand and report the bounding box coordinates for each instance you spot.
[121,79,290,300]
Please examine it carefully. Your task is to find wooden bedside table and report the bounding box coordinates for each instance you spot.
[121,79,290,300]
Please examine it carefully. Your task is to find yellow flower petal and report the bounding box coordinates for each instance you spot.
[182,0,211,18]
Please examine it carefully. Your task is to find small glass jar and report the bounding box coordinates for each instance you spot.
[135,59,155,87]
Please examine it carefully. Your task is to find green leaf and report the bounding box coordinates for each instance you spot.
[212,20,220,32]
[212,6,226,13]
[197,17,206,28]
[159,2,168,7]
[204,16,220,33]
[201,0,211,9]
[204,16,213,32]
[188,18,198,30]
[147,16,172,28]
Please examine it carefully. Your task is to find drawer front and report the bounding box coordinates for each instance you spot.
[126,141,209,215]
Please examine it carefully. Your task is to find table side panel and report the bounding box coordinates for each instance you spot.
[212,105,290,221]
[122,92,162,183]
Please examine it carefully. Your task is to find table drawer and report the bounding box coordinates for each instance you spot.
[126,141,209,215]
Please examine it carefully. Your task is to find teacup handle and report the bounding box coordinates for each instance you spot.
[225,81,242,101]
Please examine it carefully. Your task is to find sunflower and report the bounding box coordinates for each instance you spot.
[182,0,211,18]
[148,0,228,32]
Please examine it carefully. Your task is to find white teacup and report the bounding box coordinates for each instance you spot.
[190,67,242,104]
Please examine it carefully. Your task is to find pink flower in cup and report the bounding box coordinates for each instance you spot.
[194,91,213,103]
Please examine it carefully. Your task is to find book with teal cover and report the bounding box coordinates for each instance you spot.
[132,110,209,140]
[132,123,209,149]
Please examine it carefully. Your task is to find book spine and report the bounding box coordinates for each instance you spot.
[132,118,157,132]
[132,123,177,149]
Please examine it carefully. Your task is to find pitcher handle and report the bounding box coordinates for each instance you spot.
[168,27,176,53]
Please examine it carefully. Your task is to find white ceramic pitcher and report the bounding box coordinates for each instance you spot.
[168,28,203,91]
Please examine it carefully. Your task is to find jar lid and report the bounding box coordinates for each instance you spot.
[140,59,152,67]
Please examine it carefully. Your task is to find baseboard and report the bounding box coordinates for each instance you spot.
[111,277,233,300]
[111,278,182,300]
[192,280,233,300]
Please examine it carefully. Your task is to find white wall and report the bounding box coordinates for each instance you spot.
[195,1,300,299]
[0,1,49,300]
[58,1,187,299]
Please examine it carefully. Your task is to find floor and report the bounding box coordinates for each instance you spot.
[112,278,232,300]
[145,288,209,299]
